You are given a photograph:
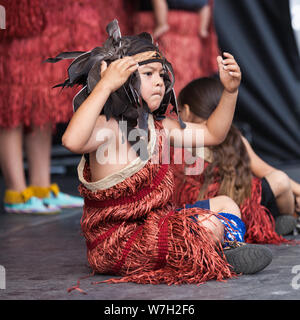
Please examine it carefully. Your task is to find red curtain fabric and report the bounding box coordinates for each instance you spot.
[0,0,219,128]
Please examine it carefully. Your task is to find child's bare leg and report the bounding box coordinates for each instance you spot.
[152,0,169,38]
[197,196,242,243]
[197,214,224,243]
[209,195,241,218]
[24,124,52,187]
[198,4,211,38]
[206,196,272,274]
[0,126,27,191]
[265,170,295,215]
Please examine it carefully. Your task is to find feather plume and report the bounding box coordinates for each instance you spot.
[45,19,186,159]
[44,51,85,63]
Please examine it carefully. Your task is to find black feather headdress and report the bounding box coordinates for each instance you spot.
[46,19,185,159]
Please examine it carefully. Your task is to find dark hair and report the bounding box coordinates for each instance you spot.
[177,77,223,119]
[198,125,252,205]
[178,77,252,205]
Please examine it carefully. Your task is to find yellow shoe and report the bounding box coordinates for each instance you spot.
[4,187,60,215]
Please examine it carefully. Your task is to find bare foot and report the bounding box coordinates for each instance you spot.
[153,24,169,39]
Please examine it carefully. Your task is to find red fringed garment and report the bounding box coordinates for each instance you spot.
[0,0,131,129]
[172,148,292,245]
[78,116,233,285]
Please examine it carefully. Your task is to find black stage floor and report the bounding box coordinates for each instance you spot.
[0,165,300,300]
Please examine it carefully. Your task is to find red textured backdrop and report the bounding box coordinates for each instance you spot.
[0,0,219,129]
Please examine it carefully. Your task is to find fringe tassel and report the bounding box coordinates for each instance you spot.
[67,271,95,295]
[241,178,294,245]
[87,208,234,286]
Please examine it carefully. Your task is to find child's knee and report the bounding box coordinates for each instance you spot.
[197,214,224,243]
[266,170,291,196]
[210,195,241,219]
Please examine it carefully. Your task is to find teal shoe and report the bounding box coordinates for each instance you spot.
[43,191,84,209]
[4,196,60,215]
[30,183,84,209]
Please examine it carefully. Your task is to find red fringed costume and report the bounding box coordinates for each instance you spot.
[78,116,233,284]
[0,0,131,129]
[172,148,291,245]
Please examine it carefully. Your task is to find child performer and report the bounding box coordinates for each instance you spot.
[47,20,272,285]
[173,77,299,244]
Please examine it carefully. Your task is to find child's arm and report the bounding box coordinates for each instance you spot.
[241,136,274,178]
[203,52,240,145]
[163,52,241,147]
[62,57,138,153]
[241,135,300,209]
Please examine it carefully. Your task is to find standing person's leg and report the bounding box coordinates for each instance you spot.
[24,124,52,188]
[198,4,211,38]
[25,124,83,209]
[0,126,27,192]
[152,0,170,39]
[0,126,57,214]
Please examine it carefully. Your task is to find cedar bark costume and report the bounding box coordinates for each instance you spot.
[172,147,292,245]
[78,115,233,284]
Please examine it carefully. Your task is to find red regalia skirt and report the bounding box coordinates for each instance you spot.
[78,118,234,285]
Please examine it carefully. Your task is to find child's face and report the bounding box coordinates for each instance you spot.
[138,62,166,112]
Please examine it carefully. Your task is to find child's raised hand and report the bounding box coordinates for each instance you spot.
[99,57,139,93]
[217,52,241,93]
